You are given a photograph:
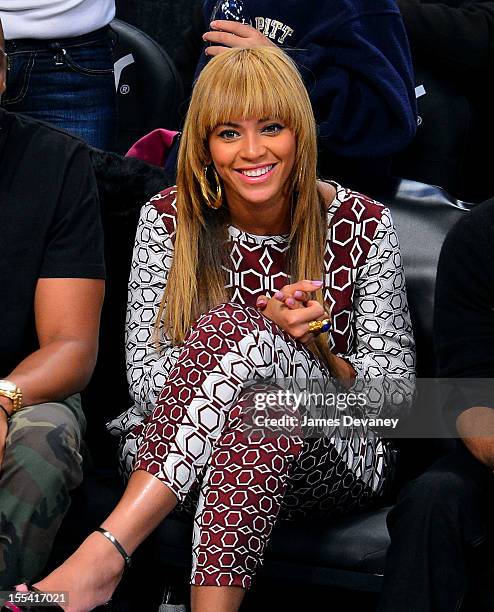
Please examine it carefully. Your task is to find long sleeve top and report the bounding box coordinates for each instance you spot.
[108,182,415,438]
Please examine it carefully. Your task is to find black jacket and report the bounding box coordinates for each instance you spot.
[398,0,494,77]
[395,0,494,202]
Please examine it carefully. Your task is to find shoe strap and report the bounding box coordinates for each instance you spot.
[95,527,132,568]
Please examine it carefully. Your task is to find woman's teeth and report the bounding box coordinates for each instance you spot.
[240,164,274,177]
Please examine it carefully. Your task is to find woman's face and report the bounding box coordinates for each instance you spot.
[208,117,296,220]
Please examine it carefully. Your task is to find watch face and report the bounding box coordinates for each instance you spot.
[0,380,16,393]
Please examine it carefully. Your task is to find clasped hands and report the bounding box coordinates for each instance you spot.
[203,20,276,56]
[255,280,330,345]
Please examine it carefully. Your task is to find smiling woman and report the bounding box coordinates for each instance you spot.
[208,117,296,233]
[20,47,415,612]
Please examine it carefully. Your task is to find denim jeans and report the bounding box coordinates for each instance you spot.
[2,27,116,150]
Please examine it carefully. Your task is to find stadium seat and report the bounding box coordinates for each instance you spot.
[111,19,184,155]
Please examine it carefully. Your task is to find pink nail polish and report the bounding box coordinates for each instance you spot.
[311,280,323,287]
[274,291,284,300]
[286,298,295,306]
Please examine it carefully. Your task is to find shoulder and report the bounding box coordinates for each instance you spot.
[322,182,392,268]
[326,181,387,227]
[149,186,178,213]
[451,197,494,238]
[442,197,494,262]
[139,186,178,237]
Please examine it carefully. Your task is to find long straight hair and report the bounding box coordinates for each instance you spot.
[159,47,331,365]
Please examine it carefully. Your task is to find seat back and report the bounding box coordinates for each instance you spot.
[363,177,472,484]
[363,177,471,378]
[111,19,184,155]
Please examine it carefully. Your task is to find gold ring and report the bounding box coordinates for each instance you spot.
[308,318,331,335]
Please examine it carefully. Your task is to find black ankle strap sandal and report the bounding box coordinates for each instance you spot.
[95,527,132,568]
[2,529,131,612]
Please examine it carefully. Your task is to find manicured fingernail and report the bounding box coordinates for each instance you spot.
[311,280,323,287]
[274,291,284,300]
[294,291,304,298]
[286,297,295,306]
[256,297,267,307]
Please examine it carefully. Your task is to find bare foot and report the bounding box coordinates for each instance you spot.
[20,531,126,612]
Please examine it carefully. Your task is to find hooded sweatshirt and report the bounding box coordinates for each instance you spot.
[198,0,417,179]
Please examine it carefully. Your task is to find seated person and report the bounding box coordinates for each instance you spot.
[22,46,415,612]
[379,197,494,611]
[172,0,418,187]
[0,20,105,590]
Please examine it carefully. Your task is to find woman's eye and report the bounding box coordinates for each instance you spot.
[218,129,239,140]
[262,123,284,134]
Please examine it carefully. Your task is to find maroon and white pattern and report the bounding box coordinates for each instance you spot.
[107,182,415,588]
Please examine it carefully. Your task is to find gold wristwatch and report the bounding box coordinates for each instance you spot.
[0,379,23,414]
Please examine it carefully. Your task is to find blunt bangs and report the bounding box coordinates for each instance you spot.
[193,48,309,140]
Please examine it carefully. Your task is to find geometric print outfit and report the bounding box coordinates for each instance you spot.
[108,182,415,588]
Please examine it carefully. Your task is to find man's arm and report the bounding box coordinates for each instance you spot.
[434,200,494,467]
[0,277,104,466]
[457,407,494,469]
[0,277,104,412]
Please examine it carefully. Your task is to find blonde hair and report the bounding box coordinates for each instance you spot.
[160,47,331,364]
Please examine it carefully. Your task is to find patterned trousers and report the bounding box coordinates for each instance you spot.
[0,396,85,590]
[130,303,392,588]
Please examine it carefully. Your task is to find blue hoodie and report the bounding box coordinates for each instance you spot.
[200,0,417,176]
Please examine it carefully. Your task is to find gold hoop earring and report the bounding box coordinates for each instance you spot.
[198,165,223,209]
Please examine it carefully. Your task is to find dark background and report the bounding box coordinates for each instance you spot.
[115,0,197,59]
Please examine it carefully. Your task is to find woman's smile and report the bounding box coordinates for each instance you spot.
[235,162,277,182]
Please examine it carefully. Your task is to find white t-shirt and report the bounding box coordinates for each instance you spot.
[0,0,116,40]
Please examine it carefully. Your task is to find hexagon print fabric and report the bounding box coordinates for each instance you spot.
[112,183,415,588]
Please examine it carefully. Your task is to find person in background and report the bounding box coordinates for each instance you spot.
[394,0,494,202]
[0,19,105,590]
[0,0,116,150]
[379,197,494,611]
[171,0,417,189]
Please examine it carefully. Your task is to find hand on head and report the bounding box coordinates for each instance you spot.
[203,20,276,56]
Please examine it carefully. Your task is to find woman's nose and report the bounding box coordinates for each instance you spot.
[240,132,266,159]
